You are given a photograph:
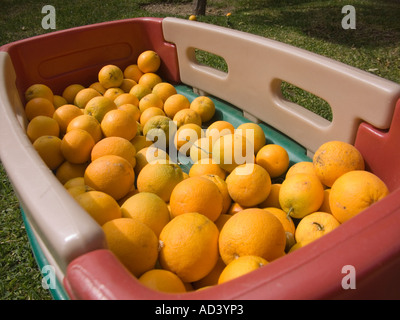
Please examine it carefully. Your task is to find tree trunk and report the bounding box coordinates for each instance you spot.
[193,0,207,16]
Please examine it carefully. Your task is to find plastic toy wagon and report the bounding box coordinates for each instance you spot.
[1,17,400,300]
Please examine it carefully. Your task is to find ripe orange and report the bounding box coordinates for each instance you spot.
[170,176,224,221]
[129,83,152,101]
[84,96,117,123]
[138,269,186,293]
[218,255,268,284]
[285,161,316,179]
[84,155,135,200]
[98,64,124,89]
[173,108,202,128]
[100,109,138,141]
[75,190,122,226]
[55,161,87,185]
[313,140,365,187]
[256,144,290,178]
[63,176,85,189]
[74,88,101,109]
[62,84,85,104]
[236,122,266,154]
[91,136,137,168]
[174,123,204,156]
[159,212,219,282]
[227,202,247,215]
[66,114,103,143]
[66,184,95,198]
[89,82,106,95]
[25,83,54,103]
[189,158,226,180]
[124,64,144,83]
[226,163,271,207]
[329,170,389,223]
[119,79,137,93]
[258,183,281,209]
[319,189,332,213]
[219,208,286,264]
[136,162,184,202]
[137,50,161,73]
[102,218,158,277]
[52,104,84,133]
[138,72,162,90]
[121,192,170,237]
[138,93,164,112]
[60,129,95,164]
[142,115,171,148]
[113,93,139,108]
[164,94,191,119]
[295,211,341,244]
[206,120,235,140]
[152,82,177,103]
[263,207,295,235]
[103,87,125,101]
[130,135,153,153]
[279,173,325,219]
[53,95,67,109]
[118,103,141,122]
[25,97,55,121]
[202,173,232,215]
[134,146,169,176]
[139,106,166,126]
[192,257,226,289]
[189,136,214,163]
[26,115,60,143]
[190,96,216,123]
[32,135,64,170]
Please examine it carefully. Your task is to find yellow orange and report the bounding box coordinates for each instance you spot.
[138,93,164,112]
[218,255,268,284]
[98,64,124,89]
[113,93,139,108]
[152,82,177,103]
[138,72,162,90]
[119,78,137,93]
[89,82,106,95]
[190,96,215,123]
[140,107,166,126]
[84,96,117,123]
[173,108,202,128]
[137,50,161,73]
[129,83,152,101]
[53,95,67,109]
[139,269,186,293]
[32,135,64,170]
[256,144,290,178]
[91,136,137,168]
[236,122,266,154]
[62,84,85,104]
[134,146,169,176]
[189,158,226,180]
[163,94,190,119]
[124,64,144,83]
[206,120,235,140]
[74,88,101,109]
[174,123,204,156]
[25,83,54,103]
[103,87,125,101]
[189,136,214,163]
[258,183,281,209]
[26,115,60,143]
[55,161,87,185]
[67,114,103,143]
[286,161,316,179]
[202,173,232,215]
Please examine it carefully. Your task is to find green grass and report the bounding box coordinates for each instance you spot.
[0,0,399,300]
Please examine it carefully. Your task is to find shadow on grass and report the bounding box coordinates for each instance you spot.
[235,0,400,49]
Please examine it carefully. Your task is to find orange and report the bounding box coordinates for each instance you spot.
[169,176,223,221]
[118,103,141,122]
[121,192,170,237]
[66,114,103,143]
[190,96,216,123]
[288,240,313,253]
[192,257,226,289]
[227,202,247,215]
[163,94,191,119]
[103,87,125,101]
[138,72,162,90]
[152,82,177,103]
[134,146,169,176]
[138,93,164,113]
[113,93,139,108]
[256,144,290,178]
[202,173,232,215]
[212,133,254,173]
[189,15,197,21]
[137,50,161,73]
[138,269,186,293]
[142,115,171,148]
[159,212,219,282]
[189,158,226,180]
[52,104,84,133]
[205,120,235,140]
[91,136,137,168]
[25,97,55,121]
[218,208,286,264]
[258,183,281,208]
[55,161,87,185]
[136,162,184,202]
[98,64,124,89]
[84,96,117,123]
[313,140,365,187]
[129,83,152,101]
[226,163,271,207]
[102,218,158,277]
[173,108,202,128]
[189,136,214,163]
[236,122,266,154]
[89,82,106,95]
[286,161,316,179]
[101,109,138,140]
[60,129,95,164]
[62,84,85,104]
[279,173,325,219]
[218,255,268,284]
[75,190,122,226]
[25,83,54,103]
[124,64,144,83]
[139,107,166,126]
[329,170,389,223]
[66,184,94,198]
[119,78,137,93]
[26,115,60,143]
[214,213,233,232]
[174,123,204,156]
[84,155,135,200]
[295,211,341,244]
[53,95,67,109]
[63,176,85,189]
[74,88,101,109]
[319,189,332,213]
[32,135,64,170]
[130,135,153,153]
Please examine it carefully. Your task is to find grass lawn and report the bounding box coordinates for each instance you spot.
[0,0,399,300]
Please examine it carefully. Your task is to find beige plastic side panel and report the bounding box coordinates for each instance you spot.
[162,17,400,154]
[0,52,106,277]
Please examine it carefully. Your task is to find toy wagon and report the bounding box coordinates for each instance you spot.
[1,17,400,300]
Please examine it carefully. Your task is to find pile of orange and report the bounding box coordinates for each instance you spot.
[24,49,391,294]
